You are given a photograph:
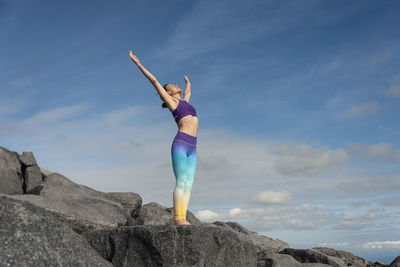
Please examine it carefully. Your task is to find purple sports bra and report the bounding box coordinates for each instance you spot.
[172,99,197,124]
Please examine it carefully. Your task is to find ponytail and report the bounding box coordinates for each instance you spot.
[162,102,168,108]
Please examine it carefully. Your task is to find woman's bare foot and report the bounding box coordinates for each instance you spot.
[174,219,192,225]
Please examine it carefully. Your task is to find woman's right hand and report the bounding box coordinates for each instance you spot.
[129,50,140,65]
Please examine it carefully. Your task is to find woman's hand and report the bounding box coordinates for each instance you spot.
[129,50,140,65]
[184,75,191,84]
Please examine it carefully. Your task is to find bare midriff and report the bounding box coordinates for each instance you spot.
[177,115,198,137]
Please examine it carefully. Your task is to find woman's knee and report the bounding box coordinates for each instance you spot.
[176,179,193,191]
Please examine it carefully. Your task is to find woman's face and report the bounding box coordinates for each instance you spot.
[166,84,182,95]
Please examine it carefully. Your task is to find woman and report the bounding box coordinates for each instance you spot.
[129,50,198,226]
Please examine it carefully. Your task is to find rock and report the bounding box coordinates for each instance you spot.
[101,191,143,219]
[0,194,113,267]
[0,146,23,194]
[82,224,257,267]
[391,256,400,267]
[137,201,204,226]
[258,253,333,267]
[24,165,43,192]
[258,253,303,267]
[7,172,137,230]
[212,221,289,255]
[313,247,373,267]
[279,248,346,267]
[39,167,53,179]
[18,151,38,167]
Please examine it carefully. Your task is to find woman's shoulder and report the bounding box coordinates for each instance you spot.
[166,98,180,113]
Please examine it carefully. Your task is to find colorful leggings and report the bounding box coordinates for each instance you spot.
[171,131,197,221]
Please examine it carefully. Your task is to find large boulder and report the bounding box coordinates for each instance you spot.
[312,247,373,267]
[82,224,257,267]
[18,151,43,192]
[258,253,333,267]
[279,248,346,267]
[0,146,23,194]
[0,194,113,267]
[6,172,141,230]
[212,221,289,255]
[391,256,400,267]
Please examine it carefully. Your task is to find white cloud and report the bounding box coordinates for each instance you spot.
[361,240,400,249]
[343,213,359,220]
[353,201,370,207]
[22,103,92,126]
[319,242,349,247]
[287,219,317,230]
[196,209,221,221]
[253,190,292,205]
[385,85,400,97]
[363,210,377,220]
[333,221,374,230]
[300,203,316,212]
[349,142,400,163]
[384,74,400,97]
[365,51,392,69]
[273,143,348,176]
[337,174,400,194]
[342,102,379,119]
[102,106,146,124]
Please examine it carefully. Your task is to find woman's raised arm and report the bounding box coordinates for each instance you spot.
[129,50,171,102]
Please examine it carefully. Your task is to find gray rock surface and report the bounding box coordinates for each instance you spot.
[8,172,136,228]
[391,256,400,267]
[25,165,43,192]
[258,253,333,267]
[82,224,257,267]
[313,247,373,267]
[18,151,38,167]
[0,194,113,267]
[0,146,24,194]
[212,221,289,255]
[280,248,346,267]
[101,191,143,219]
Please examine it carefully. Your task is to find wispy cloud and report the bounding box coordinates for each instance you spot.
[22,103,92,126]
[342,102,379,119]
[384,74,400,97]
[253,190,292,205]
[361,240,400,249]
[349,142,400,163]
[152,0,366,63]
[337,174,400,194]
[273,143,348,176]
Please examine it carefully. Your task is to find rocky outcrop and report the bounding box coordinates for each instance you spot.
[390,256,400,267]
[0,146,24,194]
[0,194,113,267]
[0,146,398,266]
[82,224,257,267]
[9,172,139,229]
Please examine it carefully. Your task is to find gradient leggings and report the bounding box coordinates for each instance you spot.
[171,131,197,221]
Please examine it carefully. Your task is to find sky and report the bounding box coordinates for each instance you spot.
[1,0,400,263]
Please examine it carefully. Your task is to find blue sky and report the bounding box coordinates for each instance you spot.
[1,0,400,263]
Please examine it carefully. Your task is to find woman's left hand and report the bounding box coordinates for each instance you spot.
[184,75,190,84]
